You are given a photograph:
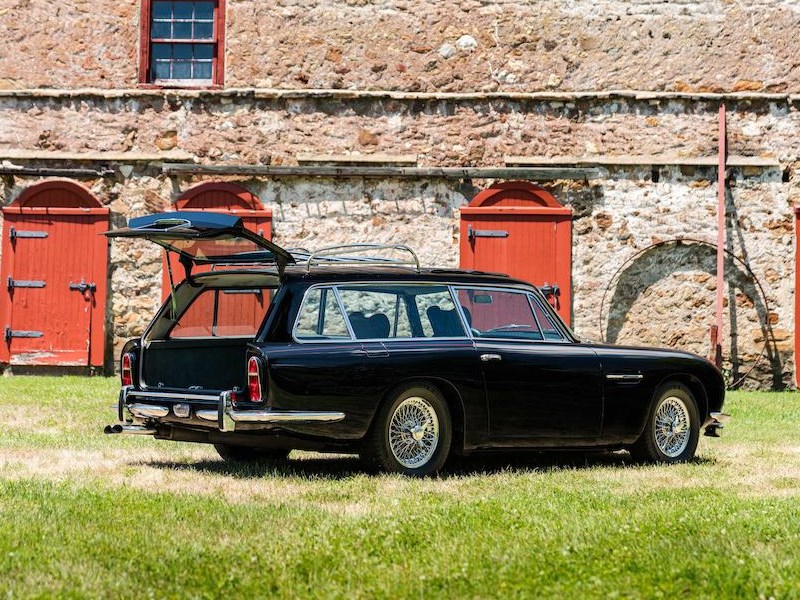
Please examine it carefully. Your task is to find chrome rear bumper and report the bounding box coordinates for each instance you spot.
[107,387,345,434]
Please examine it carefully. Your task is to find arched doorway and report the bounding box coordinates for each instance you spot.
[0,180,109,367]
[459,181,573,323]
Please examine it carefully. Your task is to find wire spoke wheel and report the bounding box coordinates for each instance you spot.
[653,396,691,457]
[631,382,700,464]
[387,396,440,469]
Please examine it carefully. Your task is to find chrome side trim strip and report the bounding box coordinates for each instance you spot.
[128,403,170,418]
[127,390,221,402]
[195,406,346,427]
[605,373,644,382]
[231,410,346,424]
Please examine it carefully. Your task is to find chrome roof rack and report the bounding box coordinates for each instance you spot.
[302,244,421,273]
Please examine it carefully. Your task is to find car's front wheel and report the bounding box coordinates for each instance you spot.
[214,444,290,463]
[365,383,452,476]
[631,382,700,463]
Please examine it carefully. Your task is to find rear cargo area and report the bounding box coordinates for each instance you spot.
[141,338,251,392]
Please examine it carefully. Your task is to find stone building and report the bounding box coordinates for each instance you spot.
[0,0,797,388]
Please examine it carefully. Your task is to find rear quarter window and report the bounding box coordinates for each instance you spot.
[294,287,351,340]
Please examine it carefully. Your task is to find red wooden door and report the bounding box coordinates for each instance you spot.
[459,182,573,324]
[161,183,274,329]
[0,181,109,367]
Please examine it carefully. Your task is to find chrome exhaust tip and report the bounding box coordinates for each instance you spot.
[103,424,157,435]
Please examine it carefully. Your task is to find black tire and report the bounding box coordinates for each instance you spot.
[631,382,700,463]
[364,383,452,477]
[213,444,290,463]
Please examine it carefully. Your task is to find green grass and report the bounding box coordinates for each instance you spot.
[1,377,799,598]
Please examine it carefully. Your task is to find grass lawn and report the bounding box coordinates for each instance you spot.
[1,376,799,598]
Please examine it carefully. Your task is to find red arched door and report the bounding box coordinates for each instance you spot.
[459,181,573,323]
[0,180,109,367]
[161,182,274,332]
[161,182,274,295]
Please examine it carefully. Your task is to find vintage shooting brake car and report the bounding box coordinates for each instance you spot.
[104,212,729,476]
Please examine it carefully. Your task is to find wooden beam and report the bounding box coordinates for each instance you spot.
[505,154,780,168]
[160,163,598,180]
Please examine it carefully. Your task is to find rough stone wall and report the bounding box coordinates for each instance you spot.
[2,1,800,92]
[565,167,793,389]
[2,153,792,387]
[3,92,800,166]
[0,0,798,387]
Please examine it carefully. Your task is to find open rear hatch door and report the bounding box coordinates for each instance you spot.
[104,211,295,275]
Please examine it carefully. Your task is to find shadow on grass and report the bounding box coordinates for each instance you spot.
[142,451,716,481]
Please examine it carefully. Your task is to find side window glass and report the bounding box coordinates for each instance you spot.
[456,288,542,340]
[530,295,565,340]
[414,287,465,338]
[294,287,350,340]
[338,288,413,339]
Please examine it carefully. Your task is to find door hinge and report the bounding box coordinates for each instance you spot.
[7,276,46,290]
[9,227,48,241]
[4,327,44,342]
[467,225,509,242]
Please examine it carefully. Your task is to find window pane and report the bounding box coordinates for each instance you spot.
[194,21,213,39]
[152,1,172,19]
[173,21,193,39]
[414,287,463,338]
[153,60,172,79]
[151,21,172,39]
[172,61,191,79]
[530,295,564,340]
[194,61,212,79]
[173,1,193,19]
[295,288,350,340]
[151,43,171,59]
[172,44,192,59]
[194,43,214,59]
[194,1,214,19]
[338,287,413,339]
[457,289,542,340]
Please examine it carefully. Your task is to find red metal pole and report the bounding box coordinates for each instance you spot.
[714,104,726,368]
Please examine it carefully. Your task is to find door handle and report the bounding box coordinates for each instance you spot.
[480,353,502,362]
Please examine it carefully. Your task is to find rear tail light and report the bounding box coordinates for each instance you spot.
[247,356,264,403]
[121,353,134,387]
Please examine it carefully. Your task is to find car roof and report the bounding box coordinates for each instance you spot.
[188,264,535,289]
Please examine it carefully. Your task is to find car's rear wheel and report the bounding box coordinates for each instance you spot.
[631,382,700,463]
[365,383,452,476]
[214,444,290,463]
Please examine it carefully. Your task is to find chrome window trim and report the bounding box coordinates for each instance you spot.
[526,293,568,342]
[291,281,474,344]
[291,284,355,343]
[331,286,357,339]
